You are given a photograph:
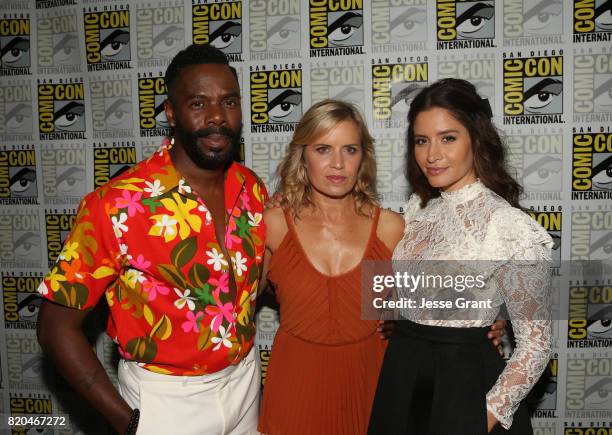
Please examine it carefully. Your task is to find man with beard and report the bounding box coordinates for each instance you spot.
[36,44,267,435]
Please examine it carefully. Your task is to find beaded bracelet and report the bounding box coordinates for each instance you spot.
[125,409,140,435]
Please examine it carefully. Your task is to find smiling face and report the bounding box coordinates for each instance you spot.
[303,120,363,200]
[165,63,242,170]
[413,107,477,192]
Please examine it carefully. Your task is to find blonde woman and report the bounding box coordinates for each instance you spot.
[257,100,505,434]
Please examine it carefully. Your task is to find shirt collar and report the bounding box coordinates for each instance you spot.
[150,138,246,208]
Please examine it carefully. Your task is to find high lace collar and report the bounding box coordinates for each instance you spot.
[439,179,486,204]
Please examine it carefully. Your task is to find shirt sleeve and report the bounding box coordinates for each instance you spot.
[37,191,121,310]
[485,208,554,429]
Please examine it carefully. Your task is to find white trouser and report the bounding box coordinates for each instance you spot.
[117,348,260,435]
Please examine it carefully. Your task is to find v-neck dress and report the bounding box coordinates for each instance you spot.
[258,208,391,435]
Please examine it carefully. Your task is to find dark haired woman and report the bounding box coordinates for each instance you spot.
[368,79,553,434]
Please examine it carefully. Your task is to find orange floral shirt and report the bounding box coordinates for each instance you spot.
[38,139,268,375]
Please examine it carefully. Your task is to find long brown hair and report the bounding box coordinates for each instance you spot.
[277,99,378,216]
[405,78,522,208]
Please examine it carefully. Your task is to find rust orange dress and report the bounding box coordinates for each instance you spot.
[258,208,390,435]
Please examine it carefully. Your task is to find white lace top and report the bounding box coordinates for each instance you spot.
[393,180,553,429]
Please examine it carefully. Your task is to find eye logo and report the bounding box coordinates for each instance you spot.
[504,0,564,40]
[0,18,31,74]
[93,144,137,188]
[572,132,612,200]
[0,148,38,205]
[436,0,495,49]
[37,13,80,74]
[2,276,43,328]
[0,83,33,141]
[309,0,365,57]
[136,6,185,67]
[574,0,612,41]
[573,51,612,121]
[41,144,86,205]
[503,53,564,125]
[0,210,41,268]
[192,1,243,62]
[250,0,301,58]
[38,82,86,140]
[372,62,428,128]
[371,0,429,48]
[138,75,169,137]
[90,77,133,138]
[84,7,131,71]
[250,68,303,133]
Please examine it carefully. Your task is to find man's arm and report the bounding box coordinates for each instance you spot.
[37,300,133,433]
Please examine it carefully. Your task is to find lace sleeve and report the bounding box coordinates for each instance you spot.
[485,209,554,429]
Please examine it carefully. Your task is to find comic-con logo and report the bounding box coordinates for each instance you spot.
[45,209,76,267]
[192,1,243,62]
[506,128,563,201]
[309,0,365,57]
[0,210,41,269]
[566,355,612,417]
[90,75,133,139]
[573,0,612,42]
[9,393,54,432]
[0,15,31,76]
[372,58,428,129]
[250,0,301,60]
[93,142,137,188]
[502,51,564,125]
[136,2,185,68]
[84,5,131,71]
[249,137,289,188]
[528,357,558,418]
[0,80,33,141]
[311,62,364,106]
[138,73,169,137]
[571,208,612,262]
[37,11,81,74]
[6,331,48,389]
[374,134,410,204]
[37,79,86,141]
[529,209,562,268]
[503,0,563,45]
[573,49,612,124]
[0,146,38,205]
[41,143,86,205]
[437,53,494,106]
[436,0,495,49]
[571,128,612,200]
[3,275,43,330]
[371,0,427,53]
[250,66,303,133]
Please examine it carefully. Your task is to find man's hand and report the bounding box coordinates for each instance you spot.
[264,192,282,209]
[376,320,395,340]
[488,319,507,356]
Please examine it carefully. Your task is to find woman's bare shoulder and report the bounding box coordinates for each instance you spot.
[377,208,405,251]
[264,207,289,251]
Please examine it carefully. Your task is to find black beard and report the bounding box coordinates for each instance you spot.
[173,123,241,170]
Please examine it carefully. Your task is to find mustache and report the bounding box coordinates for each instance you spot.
[191,126,237,139]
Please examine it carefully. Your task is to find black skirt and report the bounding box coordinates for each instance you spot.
[368,320,533,435]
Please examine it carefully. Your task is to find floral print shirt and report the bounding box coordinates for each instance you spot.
[38,138,268,375]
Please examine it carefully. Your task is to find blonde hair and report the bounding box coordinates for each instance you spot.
[276,99,378,216]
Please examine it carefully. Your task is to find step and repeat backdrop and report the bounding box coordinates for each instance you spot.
[0,0,611,433]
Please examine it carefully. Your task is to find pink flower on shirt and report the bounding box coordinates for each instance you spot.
[115,191,144,217]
